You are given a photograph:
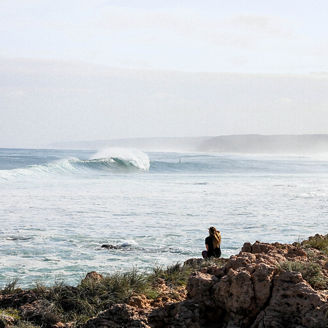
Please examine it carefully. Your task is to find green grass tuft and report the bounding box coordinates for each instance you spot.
[302,234,328,255]
[280,261,328,290]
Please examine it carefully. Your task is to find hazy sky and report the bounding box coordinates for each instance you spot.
[1,0,328,147]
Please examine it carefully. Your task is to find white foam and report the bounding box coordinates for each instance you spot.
[91,148,150,171]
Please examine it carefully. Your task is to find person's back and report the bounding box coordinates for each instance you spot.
[202,226,221,259]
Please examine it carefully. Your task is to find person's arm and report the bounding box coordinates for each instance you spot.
[205,237,209,251]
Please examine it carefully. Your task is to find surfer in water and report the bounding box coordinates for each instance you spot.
[202,226,221,258]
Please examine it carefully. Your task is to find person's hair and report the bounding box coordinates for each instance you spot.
[209,226,221,249]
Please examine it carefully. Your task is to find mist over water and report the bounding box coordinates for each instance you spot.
[1,148,328,287]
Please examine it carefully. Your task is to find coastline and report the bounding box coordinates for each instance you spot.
[0,234,327,328]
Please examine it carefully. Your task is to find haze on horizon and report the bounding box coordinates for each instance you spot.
[1,0,328,148]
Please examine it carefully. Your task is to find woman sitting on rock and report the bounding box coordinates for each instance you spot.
[202,226,221,258]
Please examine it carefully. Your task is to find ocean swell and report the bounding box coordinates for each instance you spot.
[0,148,150,181]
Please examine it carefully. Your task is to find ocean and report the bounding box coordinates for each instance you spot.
[0,147,328,287]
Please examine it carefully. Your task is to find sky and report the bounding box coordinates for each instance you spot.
[1,0,328,147]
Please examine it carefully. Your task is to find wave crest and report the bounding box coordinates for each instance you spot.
[90,148,150,171]
[0,148,150,181]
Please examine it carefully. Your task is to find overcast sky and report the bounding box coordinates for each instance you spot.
[1,0,328,147]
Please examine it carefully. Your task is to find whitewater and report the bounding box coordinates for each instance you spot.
[1,147,328,287]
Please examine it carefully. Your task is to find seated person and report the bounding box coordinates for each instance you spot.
[202,226,221,258]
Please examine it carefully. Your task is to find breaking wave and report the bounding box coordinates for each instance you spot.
[0,148,150,181]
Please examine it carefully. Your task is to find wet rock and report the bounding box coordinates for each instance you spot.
[101,244,120,250]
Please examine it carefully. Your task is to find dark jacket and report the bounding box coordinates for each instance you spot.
[205,236,221,258]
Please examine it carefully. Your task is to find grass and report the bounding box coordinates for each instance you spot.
[0,260,223,326]
[0,308,20,320]
[149,263,194,287]
[1,279,20,295]
[279,261,328,290]
[301,234,328,255]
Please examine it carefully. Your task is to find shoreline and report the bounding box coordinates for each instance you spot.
[0,234,327,328]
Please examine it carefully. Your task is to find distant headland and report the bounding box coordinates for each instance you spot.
[49,134,328,154]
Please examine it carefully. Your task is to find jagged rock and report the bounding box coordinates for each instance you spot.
[252,271,328,328]
[149,300,201,328]
[150,238,328,328]
[82,304,150,328]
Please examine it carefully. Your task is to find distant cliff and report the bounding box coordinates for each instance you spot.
[50,134,328,154]
[198,134,328,153]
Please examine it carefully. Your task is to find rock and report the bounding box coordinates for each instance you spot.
[149,238,328,328]
[0,290,38,308]
[81,304,150,328]
[19,299,61,326]
[129,294,151,309]
[183,258,204,267]
[101,244,120,249]
[149,300,201,328]
[187,272,218,306]
[252,271,328,328]
[0,313,16,328]
[0,313,16,327]
[81,271,104,283]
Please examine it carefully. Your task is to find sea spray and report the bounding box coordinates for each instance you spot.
[0,148,150,181]
[90,148,150,171]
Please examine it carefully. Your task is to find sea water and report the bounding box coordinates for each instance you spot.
[0,148,328,287]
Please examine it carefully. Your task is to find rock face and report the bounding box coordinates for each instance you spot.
[149,240,328,328]
[89,240,328,328]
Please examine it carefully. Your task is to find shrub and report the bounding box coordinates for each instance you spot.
[280,261,328,290]
[302,234,328,255]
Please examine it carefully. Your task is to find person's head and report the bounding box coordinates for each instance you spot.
[208,226,221,248]
[209,226,217,236]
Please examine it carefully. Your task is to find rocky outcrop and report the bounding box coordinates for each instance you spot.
[1,236,327,328]
[145,240,328,328]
